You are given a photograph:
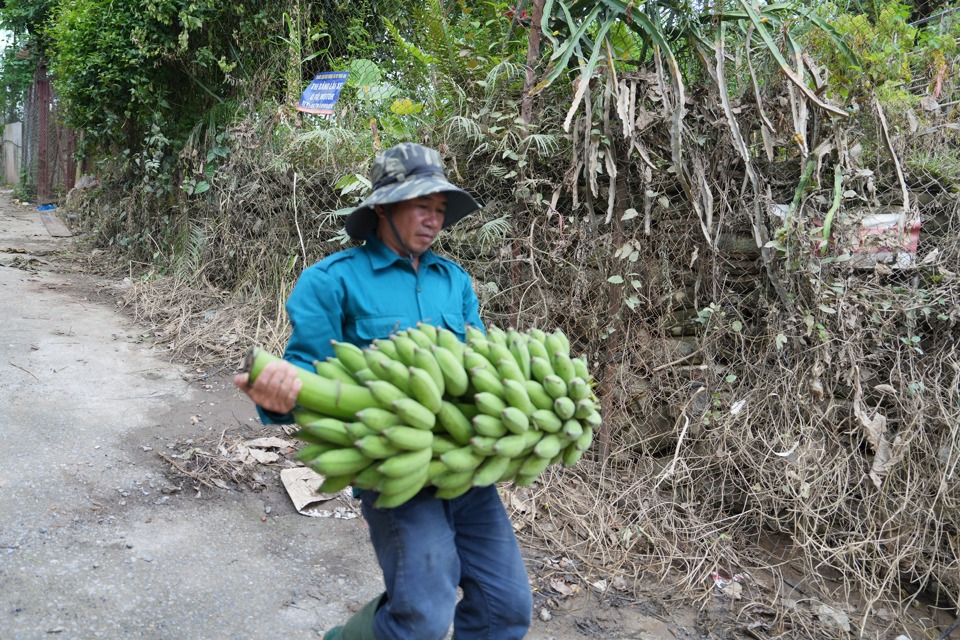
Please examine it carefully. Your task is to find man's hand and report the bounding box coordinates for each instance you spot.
[233,360,302,415]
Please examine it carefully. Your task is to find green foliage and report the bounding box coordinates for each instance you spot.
[43,0,280,160]
[806,2,918,100]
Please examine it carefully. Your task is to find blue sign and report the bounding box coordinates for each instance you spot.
[297,71,350,115]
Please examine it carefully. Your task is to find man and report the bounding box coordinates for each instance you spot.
[233,142,533,639]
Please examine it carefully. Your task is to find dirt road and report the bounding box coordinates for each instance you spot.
[0,191,693,639]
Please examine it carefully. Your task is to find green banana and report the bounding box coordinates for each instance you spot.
[296,418,355,447]
[427,459,450,481]
[408,365,443,414]
[331,340,368,374]
[374,337,401,360]
[472,414,508,438]
[382,425,434,451]
[245,348,377,421]
[440,446,486,472]
[519,453,552,477]
[561,444,585,467]
[294,442,340,462]
[469,367,505,398]
[523,379,555,410]
[542,374,568,400]
[534,433,563,460]
[474,391,507,417]
[436,400,475,445]
[434,480,474,500]
[307,447,373,476]
[352,464,385,490]
[354,434,403,459]
[412,346,447,395]
[531,409,562,433]
[314,359,361,385]
[464,325,486,343]
[345,421,378,439]
[502,379,535,416]
[464,349,494,372]
[436,326,466,362]
[543,331,569,359]
[378,447,433,478]
[251,325,597,508]
[432,468,476,490]
[492,432,533,459]
[430,434,459,455]
[486,326,508,346]
[431,345,469,397]
[529,356,554,383]
[392,334,420,367]
[378,466,429,498]
[366,379,411,409]
[498,456,526,483]
[381,358,412,395]
[553,396,576,420]
[466,336,491,359]
[584,410,602,430]
[574,398,596,420]
[526,336,549,362]
[495,357,525,384]
[472,455,512,487]
[509,338,532,380]
[375,472,428,508]
[470,435,499,456]
[406,326,435,349]
[415,322,438,344]
[356,407,401,431]
[574,425,594,452]
[486,342,514,373]
[562,419,584,441]
[518,427,546,456]
[572,356,591,380]
[353,368,379,384]
[392,398,437,430]
[456,402,480,419]
[364,348,394,381]
[550,351,576,384]
[318,474,354,493]
[567,377,591,401]
[512,471,540,487]
[500,406,530,435]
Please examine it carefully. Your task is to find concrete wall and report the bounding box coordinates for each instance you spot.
[3,122,22,186]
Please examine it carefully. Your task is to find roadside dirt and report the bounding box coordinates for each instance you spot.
[2,191,948,640]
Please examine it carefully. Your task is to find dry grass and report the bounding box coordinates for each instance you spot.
[62,70,960,639]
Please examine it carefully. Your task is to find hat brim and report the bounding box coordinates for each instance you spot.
[345,176,482,241]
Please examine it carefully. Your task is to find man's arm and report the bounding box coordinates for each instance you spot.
[235,266,345,424]
[283,266,345,369]
[462,273,485,335]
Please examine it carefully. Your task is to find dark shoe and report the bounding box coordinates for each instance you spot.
[323,593,385,640]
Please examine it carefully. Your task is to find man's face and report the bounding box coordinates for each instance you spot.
[375,193,448,257]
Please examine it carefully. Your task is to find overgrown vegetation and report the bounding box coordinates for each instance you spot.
[3,0,960,636]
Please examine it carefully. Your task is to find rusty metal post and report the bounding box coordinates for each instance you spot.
[35,62,51,204]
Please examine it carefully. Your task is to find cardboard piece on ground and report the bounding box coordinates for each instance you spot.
[279,467,359,519]
[38,210,72,238]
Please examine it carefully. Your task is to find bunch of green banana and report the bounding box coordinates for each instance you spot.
[243,322,600,508]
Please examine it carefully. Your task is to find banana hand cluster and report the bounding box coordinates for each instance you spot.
[243,323,600,508]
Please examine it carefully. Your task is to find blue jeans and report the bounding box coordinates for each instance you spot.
[359,485,532,640]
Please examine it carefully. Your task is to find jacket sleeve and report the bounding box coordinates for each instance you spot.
[256,265,345,425]
[462,272,486,335]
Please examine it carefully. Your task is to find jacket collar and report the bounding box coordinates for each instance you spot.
[364,234,438,271]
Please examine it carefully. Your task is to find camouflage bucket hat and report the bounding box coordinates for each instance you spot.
[345,142,482,241]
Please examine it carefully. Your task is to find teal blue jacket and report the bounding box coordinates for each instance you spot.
[259,236,484,424]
